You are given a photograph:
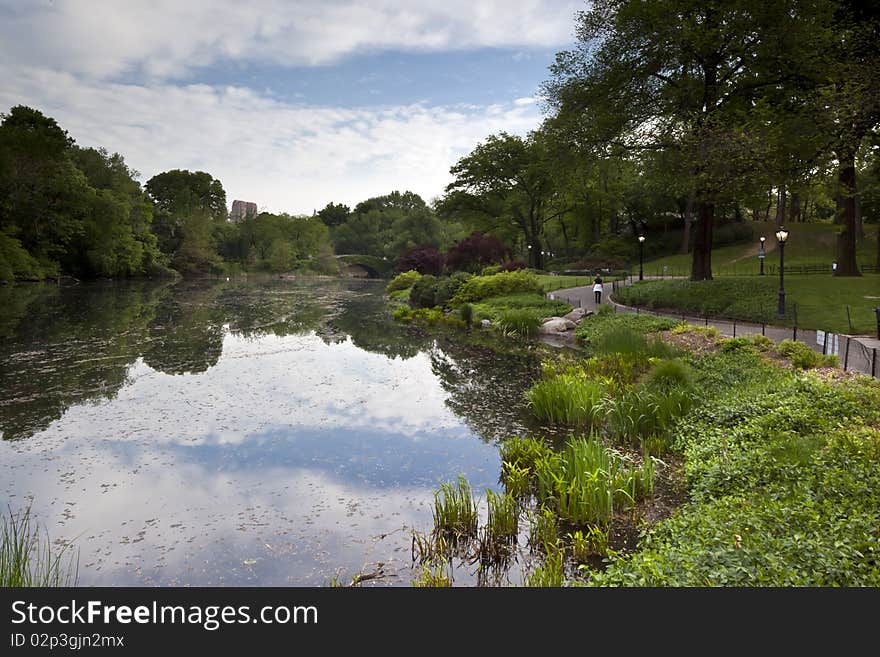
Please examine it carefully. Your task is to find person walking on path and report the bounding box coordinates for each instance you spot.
[593,275,603,304]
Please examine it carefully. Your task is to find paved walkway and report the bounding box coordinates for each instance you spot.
[546,277,879,380]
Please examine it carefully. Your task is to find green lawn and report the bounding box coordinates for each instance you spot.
[642,222,878,278]
[536,274,620,292]
[615,274,880,334]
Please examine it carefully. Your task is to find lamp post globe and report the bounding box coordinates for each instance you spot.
[638,235,646,281]
[775,228,789,318]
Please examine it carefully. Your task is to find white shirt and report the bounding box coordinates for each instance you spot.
[593,282,603,292]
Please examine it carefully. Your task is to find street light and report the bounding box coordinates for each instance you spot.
[759,236,766,276]
[638,235,646,281]
[775,227,789,318]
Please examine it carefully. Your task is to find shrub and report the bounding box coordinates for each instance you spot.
[433,272,472,308]
[386,269,421,293]
[450,270,542,306]
[717,336,755,353]
[445,231,509,273]
[776,339,837,369]
[459,303,473,327]
[749,334,774,351]
[397,244,444,275]
[410,274,438,308]
[645,358,695,390]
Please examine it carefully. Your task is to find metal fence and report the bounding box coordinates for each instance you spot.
[605,300,879,379]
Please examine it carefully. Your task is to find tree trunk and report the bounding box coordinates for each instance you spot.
[679,189,694,254]
[690,201,714,280]
[788,192,801,224]
[775,184,786,228]
[834,149,861,277]
[764,188,773,221]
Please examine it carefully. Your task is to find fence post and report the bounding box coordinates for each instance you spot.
[733,320,737,338]
[844,337,850,371]
[823,331,828,355]
[793,326,797,341]
[872,348,877,379]
[762,322,765,336]
[704,315,708,327]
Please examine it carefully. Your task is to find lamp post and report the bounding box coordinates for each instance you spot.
[527,243,532,267]
[638,235,646,281]
[759,236,766,276]
[775,227,788,318]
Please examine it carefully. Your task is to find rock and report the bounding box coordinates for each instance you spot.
[539,317,576,333]
[563,308,592,323]
[480,319,492,328]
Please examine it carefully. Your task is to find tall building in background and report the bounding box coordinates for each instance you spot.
[229,200,258,222]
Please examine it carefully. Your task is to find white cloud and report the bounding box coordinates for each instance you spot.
[0,0,581,80]
[0,65,543,212]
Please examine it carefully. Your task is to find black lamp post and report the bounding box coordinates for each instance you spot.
[638,235,646,281]
[775,227,788,318]
[759,236,766,276]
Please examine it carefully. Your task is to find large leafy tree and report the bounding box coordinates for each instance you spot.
[543,1,828,280]
[145,169,227,274]
[439,132,567,269]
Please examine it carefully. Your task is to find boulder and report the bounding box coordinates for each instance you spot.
[539,317,576,334]
[480,319,492,328]
[563,308,592,323]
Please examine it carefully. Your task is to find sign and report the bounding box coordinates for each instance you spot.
[816,330,839,356]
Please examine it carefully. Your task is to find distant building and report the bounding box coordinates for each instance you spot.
[229,200,258,222]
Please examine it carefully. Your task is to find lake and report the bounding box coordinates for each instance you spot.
[0,277,548,585]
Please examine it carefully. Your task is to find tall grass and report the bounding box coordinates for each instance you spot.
[534,436,656,527]
[526,374,605,426]
[496,308,543,338]
[412,560,452,587]
[1,505,78,587]
[432,475,478,539]
[529,506,559,550]
[600,388,695,443]
[500,461,532,498]
[485,490,518,544]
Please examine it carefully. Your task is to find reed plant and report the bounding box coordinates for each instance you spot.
[500,461,532,499]
[432,475,478,539]
[526,374,605,426]
[567,526,610,562]
[524,541,565,587]
[1,505,78,587]
[529,506,559,550]
[485,490,518,544]
[412,560,452,587]
[499,436,553,472]
[496,308,543,338]
[534,436,656,527]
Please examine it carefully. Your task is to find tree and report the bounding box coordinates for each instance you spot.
[317,202,350,228]
[439,132,567,269]
[145,169,227,274]
[444,231,509,273]
[543,1,827,280]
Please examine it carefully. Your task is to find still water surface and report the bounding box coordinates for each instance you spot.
[0,278,546,585]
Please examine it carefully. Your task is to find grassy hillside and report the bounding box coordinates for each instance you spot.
[642,221,878,278]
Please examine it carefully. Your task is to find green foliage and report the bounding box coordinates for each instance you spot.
[717,336,755,353]
[499,436,554,473]
[776,339,837,369]
[526,373,605,427]
[411,560,452,587]
[458,303,473,326]
[575,312,676,347]
[392,306,466,330]
[525,541,566,587]
[671,323,719,339]
[449,270,542,306]
[409,274,439,308]
[567,526,610,561]
[645,358,695,390]
[386,269,421,293]
[495,308,543,338]
[530,507,559,549]
[1,505,78,587]
[432,475,479,539]
[535,436,655,527]
[485,490,519,545]
[593,357,880,586]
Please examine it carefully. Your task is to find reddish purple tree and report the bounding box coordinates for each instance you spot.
[445,231,509,273]
[397,244,444,275]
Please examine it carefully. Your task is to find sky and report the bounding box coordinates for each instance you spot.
[0,0,581,215]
